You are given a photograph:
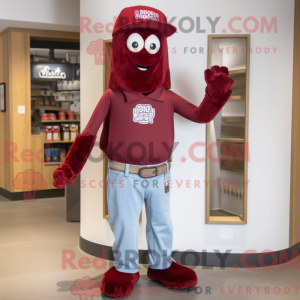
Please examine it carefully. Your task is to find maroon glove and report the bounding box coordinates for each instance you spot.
[198,65,234,122]
[53,134,96,189]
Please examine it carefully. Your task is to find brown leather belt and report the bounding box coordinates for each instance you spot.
[109,161,171,178]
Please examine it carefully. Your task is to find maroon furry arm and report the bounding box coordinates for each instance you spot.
[53,134,96,189]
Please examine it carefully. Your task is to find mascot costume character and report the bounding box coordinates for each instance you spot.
[53,5,234,298]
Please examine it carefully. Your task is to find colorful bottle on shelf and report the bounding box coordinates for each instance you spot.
[59,149,67,162]
[62,124,70,141]
[51,148,60,162]
[45,126,53,141]
[58,109,66,120]
[70,124,78,141]
[52,126,60,141]
[67,111,75,120]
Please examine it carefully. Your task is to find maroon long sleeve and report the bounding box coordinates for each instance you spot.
[80,85,231,165]
[82,89,112,136]
[173,87,231,123]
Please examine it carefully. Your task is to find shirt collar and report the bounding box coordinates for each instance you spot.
[122,87,165,103]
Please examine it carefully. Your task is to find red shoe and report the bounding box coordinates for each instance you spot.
[100,267,140,298]
[147,261,198,289]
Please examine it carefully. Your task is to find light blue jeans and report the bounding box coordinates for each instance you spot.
[107,160,173,273]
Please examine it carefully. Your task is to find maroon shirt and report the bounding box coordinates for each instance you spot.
[82,87,224,165]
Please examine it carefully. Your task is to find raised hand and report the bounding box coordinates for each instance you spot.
[204,65,234,102]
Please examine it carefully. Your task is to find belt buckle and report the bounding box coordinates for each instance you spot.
[138,166,157,178]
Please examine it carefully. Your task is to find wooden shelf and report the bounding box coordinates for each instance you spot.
[207,216,245,225]
[33,106,61,111]
[44,140,74,144]
[41,120,80,123]
[222,116,245,123]
[44,162,63,166]
[56,90,80,93]
[229,69,246,76]
[229,95,245,100]
[216,138,245,143]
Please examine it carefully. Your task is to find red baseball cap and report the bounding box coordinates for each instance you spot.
[112,5,177,37]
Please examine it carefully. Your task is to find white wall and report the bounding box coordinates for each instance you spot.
[0,0,79,32]
[80,0,295,253]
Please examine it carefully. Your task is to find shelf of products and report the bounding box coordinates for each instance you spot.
[41,120,80,123]
[56,90,80,93]
[43,124,79,165]
[31,90,80,184]
[34,106,61,111]
[30,44,81,192]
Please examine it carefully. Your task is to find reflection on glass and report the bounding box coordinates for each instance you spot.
[209,38,247,218]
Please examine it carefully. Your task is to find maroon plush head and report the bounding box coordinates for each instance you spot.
[108,6,177,93]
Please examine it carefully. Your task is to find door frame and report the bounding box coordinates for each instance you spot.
[290,0,300,247]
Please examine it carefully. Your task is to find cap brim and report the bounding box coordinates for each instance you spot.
[113,21,177,37]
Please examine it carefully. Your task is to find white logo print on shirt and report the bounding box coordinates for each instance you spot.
[133,104,155,124]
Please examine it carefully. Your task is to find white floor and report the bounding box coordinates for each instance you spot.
[0,195,299,300]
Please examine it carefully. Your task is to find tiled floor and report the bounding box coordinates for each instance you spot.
[0,195,299,300]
